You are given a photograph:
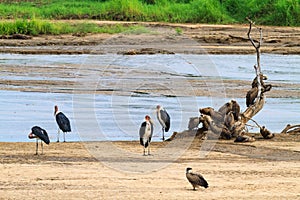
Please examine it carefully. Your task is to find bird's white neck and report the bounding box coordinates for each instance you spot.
[54,111,61,116]
[157,106,164,112]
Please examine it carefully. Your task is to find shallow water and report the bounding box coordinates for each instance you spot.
[0,90,299,142]
[1,53,299,82]
[0,53,299,142]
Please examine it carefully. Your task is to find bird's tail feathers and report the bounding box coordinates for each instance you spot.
[203,181,209,188]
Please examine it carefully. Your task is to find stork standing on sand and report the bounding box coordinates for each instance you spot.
[186,167,209,191]
[54,105,71,142]
[139,115,154,156]
[28,126,50,155]
[156,105,170,141]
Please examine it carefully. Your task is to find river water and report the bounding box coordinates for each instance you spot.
[0,53,299,142]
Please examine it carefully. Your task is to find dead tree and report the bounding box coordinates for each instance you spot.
[167,19,273,141]
[241,18,264,123]
[233,19,271,134]
[197,19,272,139]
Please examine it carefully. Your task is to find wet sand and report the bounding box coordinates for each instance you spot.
[1,21,300,97]
[0,21,299,55]
[1,133,300,199]
[1,54,300,98]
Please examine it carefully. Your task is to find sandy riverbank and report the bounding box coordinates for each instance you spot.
[1,133,300,199]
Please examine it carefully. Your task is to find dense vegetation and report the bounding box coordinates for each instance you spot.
[0,0,298,35]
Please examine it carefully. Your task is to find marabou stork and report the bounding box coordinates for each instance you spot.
[186,167,209,191]
[139,115,154,156]
[156,105,170,141]
[28,126,50,155]
[54,105,71,142]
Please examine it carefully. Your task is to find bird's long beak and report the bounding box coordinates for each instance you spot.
[149,118,155,125]
[153,109,157,115]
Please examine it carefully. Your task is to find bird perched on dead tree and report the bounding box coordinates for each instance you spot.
[186,167,209,190]
[260,126,275,139]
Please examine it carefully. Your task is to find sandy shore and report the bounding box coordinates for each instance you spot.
[1,133,300,199]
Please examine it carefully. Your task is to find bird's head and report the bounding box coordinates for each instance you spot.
[145,115,154,125]
[260,74,268,80]
[186,167,192,173]
[54,105,58,115]
[156,105,161,110]
[28,132,36,139]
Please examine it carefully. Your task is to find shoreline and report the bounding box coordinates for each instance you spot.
[1,136,300,199]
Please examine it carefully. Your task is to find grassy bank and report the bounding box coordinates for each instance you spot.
[0,0,298,36]
[0,19,152,35]
[0,0,299,26]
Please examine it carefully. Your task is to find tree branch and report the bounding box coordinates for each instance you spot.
[281,124,300,134]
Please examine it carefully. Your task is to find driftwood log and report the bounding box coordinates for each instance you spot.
[281,124,300,134]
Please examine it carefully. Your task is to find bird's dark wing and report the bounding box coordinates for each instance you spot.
[149,122,154,142]
[31,126,50,144]
[160,109,170,132]
[186,173,208,188]
[139,122,147,138]
[231,101,240,121]
[56,113,71,132]
[234,135,248,142]
[139,122,147,146]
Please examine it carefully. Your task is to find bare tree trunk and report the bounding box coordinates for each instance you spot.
[240,18,265,124]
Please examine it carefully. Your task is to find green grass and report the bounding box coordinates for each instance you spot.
[0,19,152,35]
[222,0,300,26]
[175,27,183,35]
[0,0,298,36]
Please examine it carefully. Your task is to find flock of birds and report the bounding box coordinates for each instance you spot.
[28,104,170,156]
[28,104,208,191]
